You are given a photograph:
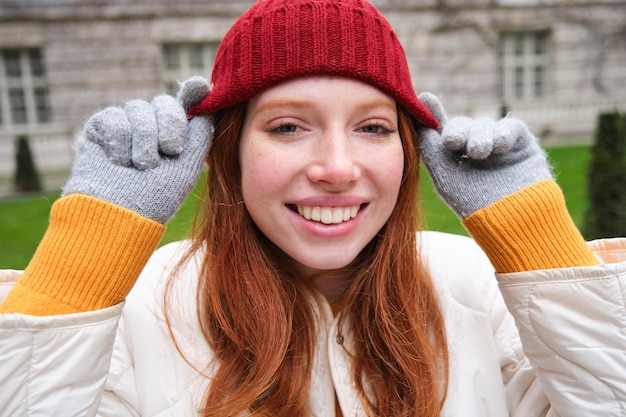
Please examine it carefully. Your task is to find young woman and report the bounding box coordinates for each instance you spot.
[1,0,625,416]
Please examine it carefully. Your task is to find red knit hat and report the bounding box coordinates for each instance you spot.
[188,0,438,129]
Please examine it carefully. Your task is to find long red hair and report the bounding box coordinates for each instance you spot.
[169,102,449,416]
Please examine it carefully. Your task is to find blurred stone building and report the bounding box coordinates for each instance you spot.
[0,0,625,191]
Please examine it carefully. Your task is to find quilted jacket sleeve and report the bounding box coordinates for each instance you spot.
[0,272,124,417]
[0,241,207,417]
[497,238,626,417]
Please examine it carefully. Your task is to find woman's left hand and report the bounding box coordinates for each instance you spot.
[417,92,553,219]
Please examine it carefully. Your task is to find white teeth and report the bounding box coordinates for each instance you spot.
[296,205,360,224]
[312,206,321,222]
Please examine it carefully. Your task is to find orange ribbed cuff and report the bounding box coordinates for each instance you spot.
[0,194,164,316]
[462,180,599,273]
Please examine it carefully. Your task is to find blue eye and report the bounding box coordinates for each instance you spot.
[270,123,299,134]
[361,124,394,135]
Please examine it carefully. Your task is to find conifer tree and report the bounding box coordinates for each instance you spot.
[13,135,42,192]
[583,111,626,239]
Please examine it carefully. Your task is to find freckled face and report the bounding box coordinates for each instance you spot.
[239,76,404,277]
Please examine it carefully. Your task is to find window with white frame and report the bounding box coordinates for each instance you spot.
[161,43,219,96]
[499,31,550,102]
[0,48,50,128]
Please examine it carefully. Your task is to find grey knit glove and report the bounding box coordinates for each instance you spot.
[417,92,553,219]
[62,76,214,224]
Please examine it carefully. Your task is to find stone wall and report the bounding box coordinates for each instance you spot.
[0,0,625,191]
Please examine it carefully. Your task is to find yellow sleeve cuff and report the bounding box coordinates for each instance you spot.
[462,180,599,273]
[0,194,165,316]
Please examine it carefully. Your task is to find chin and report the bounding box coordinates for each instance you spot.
[289,252,362,276]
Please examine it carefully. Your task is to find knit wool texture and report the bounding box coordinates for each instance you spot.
[63,95,213,224]
[463,180,599,273]
[188,0,439,130]
[0,194,164,315]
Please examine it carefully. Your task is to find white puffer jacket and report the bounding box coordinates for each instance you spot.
[1,231,625,417]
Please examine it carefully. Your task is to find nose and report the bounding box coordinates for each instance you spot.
[306,128,361,189]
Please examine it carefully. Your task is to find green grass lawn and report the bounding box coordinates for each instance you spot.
[0,145,591,270]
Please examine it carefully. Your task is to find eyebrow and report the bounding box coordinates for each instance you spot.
[353,99,397,114]
[253,98,397,116]
[253,99,313,116]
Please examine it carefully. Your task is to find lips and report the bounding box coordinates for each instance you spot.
[296,205,360,224]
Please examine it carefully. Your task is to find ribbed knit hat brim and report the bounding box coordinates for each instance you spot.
[189,0,438,129]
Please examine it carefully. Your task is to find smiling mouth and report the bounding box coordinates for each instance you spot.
[292,205,362,224]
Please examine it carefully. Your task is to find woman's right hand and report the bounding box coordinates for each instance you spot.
[62,76,214,224]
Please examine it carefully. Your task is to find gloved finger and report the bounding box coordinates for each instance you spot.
[182,114,214,164]
[125,100,159,170]
[84,107,133,167]
[152,95,187,156]
[493,117,533,153]
[418,92,448,131]
[62,135,117,198]
[418,125,460,176]
[441,116,472,152]
[466,117,495,160]
[177,75,211,113]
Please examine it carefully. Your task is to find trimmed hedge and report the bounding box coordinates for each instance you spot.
[583,111,626,239]
[13,135,42,193]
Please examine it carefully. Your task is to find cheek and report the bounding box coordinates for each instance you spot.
[393,150,405,186]
[240,142,284,204]
[239,141,257,205]
[240,153,262,202]
[379,145,405,196]
[375,147,405,221]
